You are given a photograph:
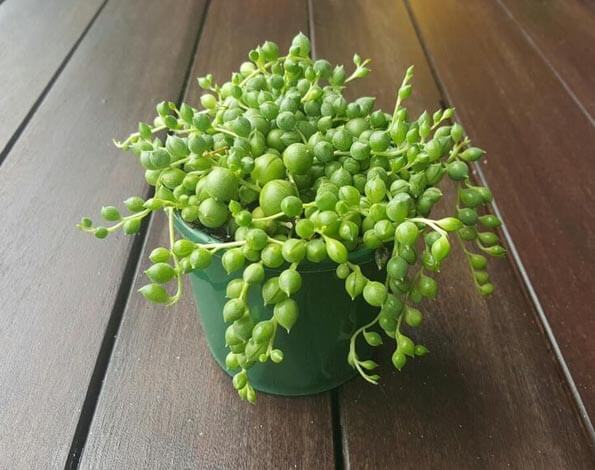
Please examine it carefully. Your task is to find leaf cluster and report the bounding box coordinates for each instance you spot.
[78,32,504,402]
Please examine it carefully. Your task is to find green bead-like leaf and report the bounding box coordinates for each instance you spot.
[392,351,407,371]
[345,270,367,300]
[123,218,141,235]
[363,331,383,346]
[431,236,451,262]
[101,206,121,221]
[145,263,176,284]
[139,283,169,304]
[252,321,274,343]
[436,217,463,232]
[243,263,265,284]
[397,334,415,357]
[223,299,246,322]
[279,269,302,296]
[363,281,387,307]
[359,360,378,370]
[232,371,247,390]
[325,237,348,264]
[274,298,298,332]
[270,349,284,363]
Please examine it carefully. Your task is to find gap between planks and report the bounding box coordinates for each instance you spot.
[307,1,345,467]
[494,0,595,127]
[64,1,213,468]
[0,0,109,167]
[402,0,595,446]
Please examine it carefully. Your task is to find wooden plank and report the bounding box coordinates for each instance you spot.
[310,0,441,117]
[0,0,105,157]
[497,0,595,123]
[80,2,335,469]
[0,1,206,467]
[312,0,595,467]
[408,0,595,421]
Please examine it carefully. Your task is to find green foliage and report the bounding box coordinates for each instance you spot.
[78,32,505,402]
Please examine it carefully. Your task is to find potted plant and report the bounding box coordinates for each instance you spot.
[78,33,504,403]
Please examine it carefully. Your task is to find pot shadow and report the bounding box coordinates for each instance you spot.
[339,335,522,465]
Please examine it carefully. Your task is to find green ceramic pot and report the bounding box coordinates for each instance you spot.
[175,215,381,396]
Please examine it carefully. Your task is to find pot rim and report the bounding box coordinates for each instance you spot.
[173,211,377,273]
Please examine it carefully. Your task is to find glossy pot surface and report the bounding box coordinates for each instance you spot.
[175,215,379,396]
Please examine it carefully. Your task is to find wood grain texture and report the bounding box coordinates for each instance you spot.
[312,0,595,467]
[182,0,308,107]
[80,2,335,469]
[408,0,595,421]
[0,1,206,467]
[0,0,105,155]
[496,0,595,123]
[310,0,440,112]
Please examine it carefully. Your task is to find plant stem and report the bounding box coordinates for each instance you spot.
[213,127,240,139]
[77,209,151,234]
[267,237,284,246]
[457,234,482,288]
[349,312,382,384]
[203,240,246,253]
[447,137,470,162]
[167,207,183,306]
[252,211,284,222]
[372,148,407,158]
[408,217,448,237]
[113,125,167,149]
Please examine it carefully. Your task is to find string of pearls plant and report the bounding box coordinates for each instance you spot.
[79,33,504,403]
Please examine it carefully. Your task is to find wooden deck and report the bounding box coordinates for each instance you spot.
[0,1,593,468]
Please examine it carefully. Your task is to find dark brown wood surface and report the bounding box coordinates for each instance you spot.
[408,0,595,421]
[2,0,593,467]
[313,0,595,467]
[0,0,105,157]
[0,1,206,467]
[497,0,595,122]
[311,0,441,119]
[79,2,335,469]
